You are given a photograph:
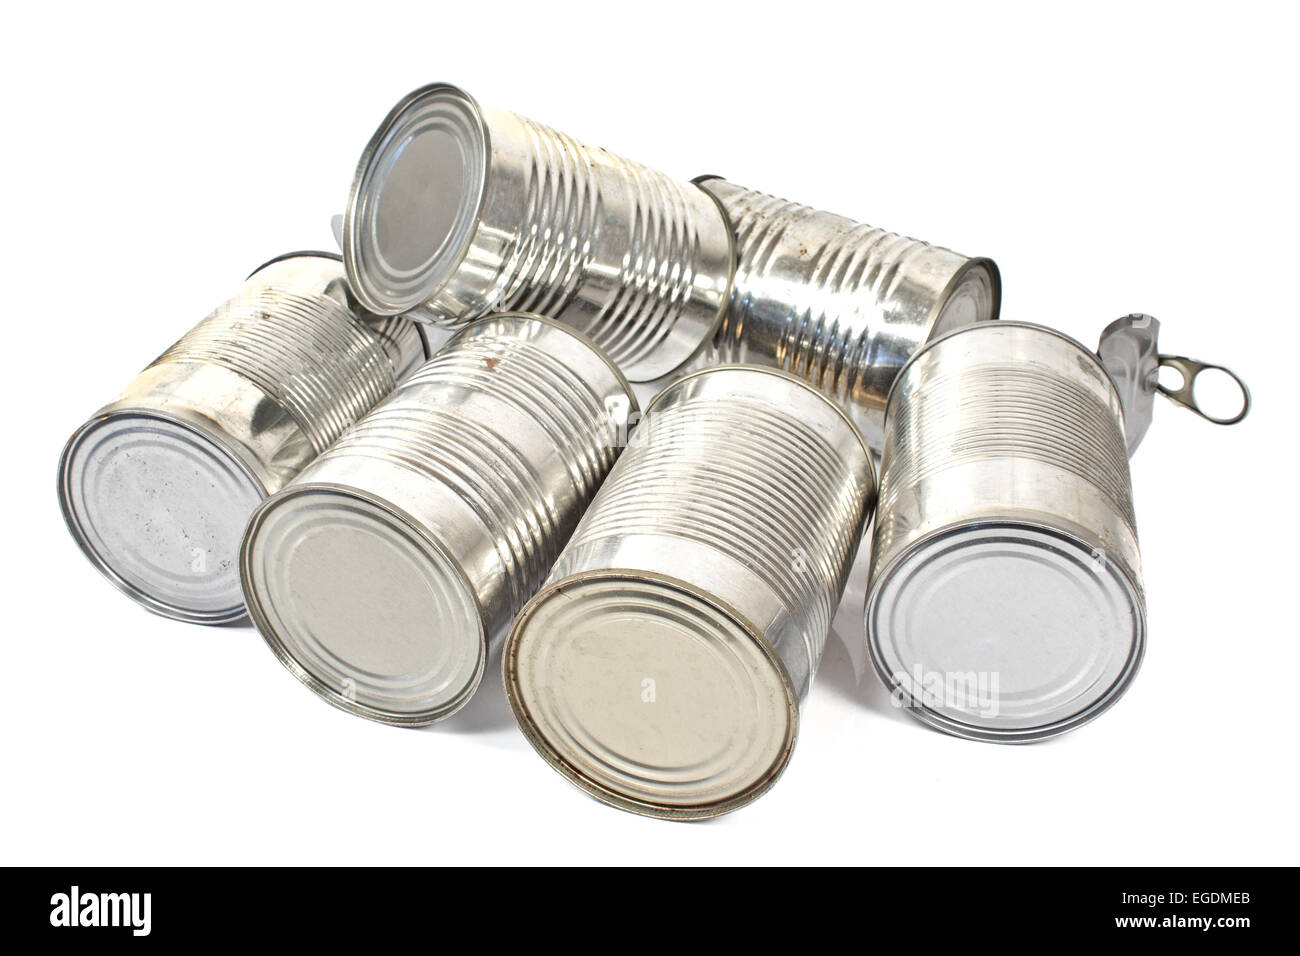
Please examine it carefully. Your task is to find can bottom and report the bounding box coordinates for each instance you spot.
[241,487,486,727]
[867,523,1145,742]
[505,572,798,820]
[58,411,266,624]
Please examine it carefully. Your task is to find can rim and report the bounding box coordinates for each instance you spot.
[648,363,875,479]
[865,517,1147,743]
[503,566,800,821]
[240,481,489,728]
[244,251,435,361]
[921,255,1002,340]
[343,82,490,317]
[57,407,269,625]
[883,320,1121,421]
[444,311,642,415]
[245,250,341,280]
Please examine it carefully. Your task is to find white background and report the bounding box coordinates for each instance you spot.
[3,1,1295,865]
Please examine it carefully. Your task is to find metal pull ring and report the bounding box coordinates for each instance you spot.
[1156,355,1251,426]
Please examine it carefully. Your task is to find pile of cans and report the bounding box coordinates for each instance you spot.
[58,83,1249,820]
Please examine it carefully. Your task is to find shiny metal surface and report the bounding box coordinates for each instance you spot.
[241,313,636,726]
[1097,314,1162,453]
[1097,313,1250,455]
[866,322,1145,742]
[344,83,735,381]
[688,177,1000,450]
[57,254,425,625]
[504,366,875,819]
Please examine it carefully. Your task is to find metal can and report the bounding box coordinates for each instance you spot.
[504,366,875,819]
[343,82,735,382]
[866,322,1145,742]
[57,253,425,625]
[240,313,637,726]
[691,177,1000,450]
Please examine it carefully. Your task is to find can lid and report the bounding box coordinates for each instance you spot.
[344,83,488,316]
[58,411,266,624]
[867,523,1145,742]
[928,257,1002,339]
[505,572,798,820]
[241,486,486,726]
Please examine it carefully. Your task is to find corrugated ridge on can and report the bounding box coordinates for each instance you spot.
[691,177,1000,450]
[152,289,398,454]
[866,321,1145,743]
[485,113,598,320]
[240,313,637,726]
[585,159,698,368]
[878,363,1138,540]
[556,398,860,681]
[344,83,735,381]
[505,365,875,820]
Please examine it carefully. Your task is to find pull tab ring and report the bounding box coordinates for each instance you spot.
[1156,355,1251,426]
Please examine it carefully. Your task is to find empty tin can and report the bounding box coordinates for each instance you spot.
[866,322,1145,742]
[504,366,875,819]
[343,82,735,382]
[690,177,1000,450]
[240,313,637,726]
[57,253,425,625]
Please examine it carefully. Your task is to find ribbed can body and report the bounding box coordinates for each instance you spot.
[691,177,1000,450]
[505,366,875,819]
[866,322,1145,742]
[551,368,874,696]
[344,83,735,382]
[56,254,424,624]
[240,314,637,725]
[154,262,404,460]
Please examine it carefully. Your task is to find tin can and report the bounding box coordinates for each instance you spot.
[504,366,875,819]
[690,177,1000,450]
[240,313,637,726]
[57,253,425,625]
[865,322,1145,742]
[343,83,735,382]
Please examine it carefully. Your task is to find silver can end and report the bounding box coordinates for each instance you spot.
[867,522,1146,743]
[505,571,798,821]
[344,83,489,316]
[241,486,486,727]
[929,257,1002,340]
[58,411,266,624]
